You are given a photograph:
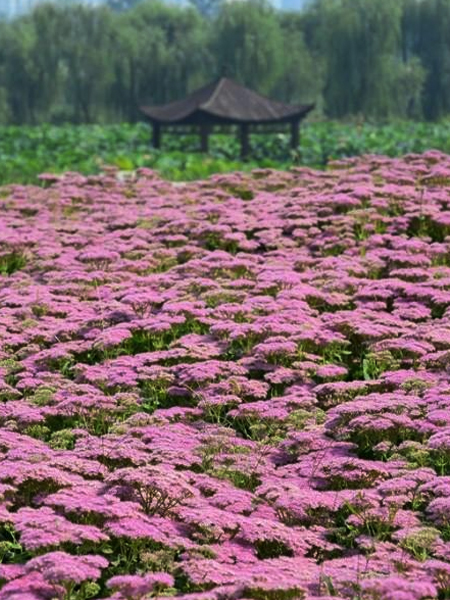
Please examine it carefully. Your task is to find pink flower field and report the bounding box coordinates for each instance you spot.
[1,152,450,600]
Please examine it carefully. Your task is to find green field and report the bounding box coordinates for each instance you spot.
[1,121,450,185]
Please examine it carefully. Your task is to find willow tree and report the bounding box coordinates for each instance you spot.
[310,0,422,119]
[0,19,42,123]
[67,6,115,122]
[277,11,324,106]
[27,4,80,122]
[409,0,450,120]
[212,0,284,95]
[111,1,213,120]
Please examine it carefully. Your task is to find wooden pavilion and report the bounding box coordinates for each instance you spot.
[140,77,314,158]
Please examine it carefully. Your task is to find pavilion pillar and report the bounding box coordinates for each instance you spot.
[240,123,250,159]
[200,124,210,153]
[290,119,300,150]
[152,123,161,149]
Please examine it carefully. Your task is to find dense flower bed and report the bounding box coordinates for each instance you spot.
[1,152,450,599]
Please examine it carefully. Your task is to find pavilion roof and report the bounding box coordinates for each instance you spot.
[140,77,314,125]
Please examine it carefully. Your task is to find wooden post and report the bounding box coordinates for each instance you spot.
[240,123,250,159]
[152,123,161,149]
[290,119,300,150]
[200,124,209,153]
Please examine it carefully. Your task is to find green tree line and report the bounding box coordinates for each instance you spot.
[0,0,449,124]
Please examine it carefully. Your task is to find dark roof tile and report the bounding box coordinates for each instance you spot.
[140,78,314,125]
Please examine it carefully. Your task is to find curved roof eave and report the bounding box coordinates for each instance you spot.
[201,104,315,124]
[140,103,315,125]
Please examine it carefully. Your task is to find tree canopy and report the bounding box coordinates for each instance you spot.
[0,0,446,124]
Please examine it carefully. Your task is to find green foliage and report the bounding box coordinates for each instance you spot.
[243,586,304,600]
[254,539,293,559]
[0,251,27,276]
[214,466,261,492]
[405,0,450,120]
[429,448,450,477]
[26,386,56,407]
[312,0,422,119]
[407,214,450,243]
[331,499,397,549]
[212,0,284,94]
[361,350,400,381]
[1,0,450,124]
[139,377,188,414]
[0,524,25,564]
[399,527,441,561]
[70,318,209,366]
[48,428,77,450]
[2,121,450,186]
[0,359,23,388]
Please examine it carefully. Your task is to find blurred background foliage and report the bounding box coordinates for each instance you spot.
[0,0,449,125]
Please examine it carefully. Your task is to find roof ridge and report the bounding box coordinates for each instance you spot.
[200,77,227,111]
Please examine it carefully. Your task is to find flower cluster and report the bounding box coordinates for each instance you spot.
[1,152,450,598]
